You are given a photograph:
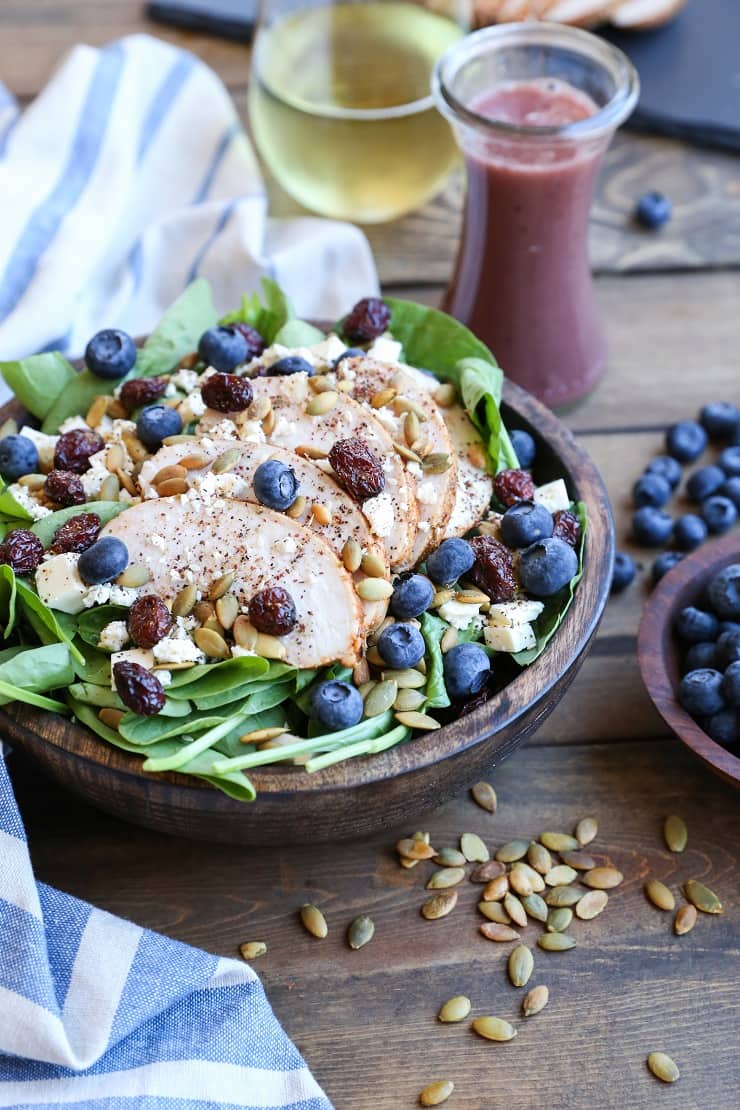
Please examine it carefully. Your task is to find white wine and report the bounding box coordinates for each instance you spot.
[248,2,463,223]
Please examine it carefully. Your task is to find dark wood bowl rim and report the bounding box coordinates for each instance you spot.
[638,532,740,789]
[0,369,614,799]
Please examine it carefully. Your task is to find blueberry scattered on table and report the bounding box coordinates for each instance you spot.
[700,495,737,534]
[699,402,740,443]
[311,680,363,731]
[632,506,673,547]
[720,477,740,509]
[197,325,248,373]
[611,552,637,594]
[77,536,129,585]
[443,642,491,701]
[633,473,672,508]
[686,465,725,503]
[635,191,672,230]
[519,537,578,597]
[85,328,137,380]
[718,445,740,478]
[0,434,39,481]
[390,573,434,620]
[652,551,684,583]
[425,537,475,587]
[673,514,707,551]
[645,455,682,489]
[665,420,707,463]
[136,404,183,452]
[268,355,314,377]
[252,459,300,512]
[509,429,536,469]
[500,501,553,549]
[376,622,425,669]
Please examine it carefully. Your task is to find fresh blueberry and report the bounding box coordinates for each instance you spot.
[721,661,740,707]
[0,434,39,481]
[635,191,672,229]
[632,506,673,547]
[679,668,725,716]
[665,421,707,463]
[510,429,536,469]
[377,622,425,669]
[699,401,740,443]
[268,356,315,377]
[686,465,725,503]
[684,642,717,672]
[632,473,671,509]
[715,629,740,670]
[85,329,137,380]
[136,404,183,451]
[652,551,684,584]
[673,514,708,551]
[310,680,363,732]
[674,606,719,644]
[500,501,553,549]
[425,538,475,587]
[252,459,299,511]
[334,347,365,367]
[519,537,578,597]
[197,326,248,373]
[390,574,434,620]
[443,642,491,701]
[645,455,682,489]
[611,551,637,594]
[708,564,740,619]
[718,621,740,638]
[77,536,129,585]
[718,445,740,478]
[701,495,737,534]
[720,477,740,509]
[703,708,739,748]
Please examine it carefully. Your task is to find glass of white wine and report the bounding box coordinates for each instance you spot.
[248,0,471,223]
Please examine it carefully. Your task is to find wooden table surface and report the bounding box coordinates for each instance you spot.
[3,7,739,1109]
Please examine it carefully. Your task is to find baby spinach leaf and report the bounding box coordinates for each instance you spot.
[420,611,451,711]
[31,501,128,548]
[0,352,77,420]
[305,723,410,774]
[272,319,325,347]
[165,654,271,697]
[0,642,73,707]
[0,680,68,713]
[76,604,128,648]
[211,705,289,758]
[0,564,17,637]
[384,297,495,377]
[42,370,116,434]
[15,580,83,664]
[134,278,218,378]
[457,357,519,473]
[68,682,125,709]
[0,487,33,521]
[71,640,111,685]
[221,277,295,345]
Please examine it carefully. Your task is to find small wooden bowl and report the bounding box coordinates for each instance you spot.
[638,533,740,789]
[0,377,614,843]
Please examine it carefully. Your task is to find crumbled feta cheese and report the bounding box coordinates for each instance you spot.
[35,552,87,614]
[108,586,140,607]
[484,622,536,653]
[372,407,401,434]
[362,492,395,538]
[309,334,346,366]
[178,390,206,423]
[533,479,570,515]
[273,416,297,438]
[417,480,437,505]
[438,599,483,630]
[260,343,319,370]
[156,669,172,687]
[231,645,256,658]
[152,637,206,665]
[98,620,129,652]
[19,427,58,469]
[82,584,112,607]
[110,647,155,688]
[150,534,167,552]
[174,615,197,636]
[6,483,52,519]
[407,461,423,480]
[487,600,544,628]
[58,416,89,434]
[204,418,239,440]
[368,335,403,364]
[81,464,108,498]
[170,368,200,393]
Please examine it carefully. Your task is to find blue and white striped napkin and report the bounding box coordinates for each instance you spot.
[0,747,332,1109]
[0,32,378,393]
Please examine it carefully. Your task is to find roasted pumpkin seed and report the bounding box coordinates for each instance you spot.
[172,583,197,617]
[286,495,307,519]
[540,832,579,852]
[427,867,466,890]
[512,862,545,893]
[422,453,452,474]
[208,571,234,600]
[212,447,241,474]
[394,688,426,712]
[575,815,598,845]
[421,891,458,920]
[471,781,497,813]
[527,841,553,875]
[342,537,362,572]
[560,849,596,871]
[433,382,456,407]
[508,868,534,898]
[472,1017,516,1042]
[215,594,238,630]
[295,444,328,460]
[645,879,675,912]
[194,627,230,660]
[503,892,527,928]
[537,932,576,952]
[583,867,623,890]
[440,627,458,654]
[684,879,723,914]
[395,711,440,731]
[647,1052,680,1084]
[357,578,394,602]
[433,847,467,868]
[461,833,489,862]
[483,875,509,901]
[508,944,534,988]
[664,815,688,853]
[255,633,287,660]
[394,441,422,465]
[385,667,426,689]
[311,502,332,526]
[307,390,338,416]
[522,984,549,1017]
[233,615,257,651]
[546,907,573,933]
[396,837,435,862]
[419,1080,454,1106]
[479,921,519,942]
[478,901,512,925]
[545,886,583,908]
[575,890,608,920]
[470,860,506,883]
[300,903,328,938]
[98,707,124,730]
[438,995,471,1024]
[495,839,529,863]
[522,894,549,923]
[404,410,421,447]
[371,387,396,409]
[239,941,267,960]
[180,453,212,470]
[545,865,578,887]
[360,551,387,578]
[153,463,188,485]
[674,904,697,935]
[116,563,151,588]
[347,915,375,950]
[364,680,398,718]
[97,473,120,501]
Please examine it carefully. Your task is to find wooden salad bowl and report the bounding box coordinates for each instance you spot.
[0,377,614,844]
[638,533,740,790]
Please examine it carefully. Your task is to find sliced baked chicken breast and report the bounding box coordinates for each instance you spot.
[102,497,364,668]
[137,439,389,631]
[197,373,418,569]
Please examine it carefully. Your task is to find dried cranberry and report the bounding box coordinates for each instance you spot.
[44,469,86,507]
[127,594,173,648]
[113,660,166,716]
[0,529,44,574]
[50,512,101,554]
[553,509,581,549]
[342,297,391,344]
[119,376,168,414]
[328,437,386,502]
[201,372,254,413]
[232,323,266,360]
[468,535,517,602]
[493,468,536,508]
[54,429,104,474]
[248,587,298,637]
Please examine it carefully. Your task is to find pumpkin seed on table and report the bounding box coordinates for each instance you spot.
[472,1016,516,1042]
[433,847,467,868]
[422,891,458,920]
[300,904,328,939]
[576,890,608,919]
[575,815,598,846]
[347,915,375,950]
[645,879,675,912]
[495,839,529,863]
[522,984,549,1017]
[538,932,576,952]
[480,922,519,942]
[427,867,466,890]
[559,849,597,871]
[504,892,527,928]
[419,1080,454,1106]
[508,944,534,988]
[545,885,583,908]
[522,893,549,923]
[460,832,489,862]
[674,904,697,934]
[546,907,573,933]
[396,837,436,861]
[483,874,509,901]
[507,867,533,898]
[438,995,471,1024]
[513,862,545,893]
[647,1052,680,1084]
[545,865,578,887]
[478,901,511,925]
[684,879,723,914]
[239,941,267,960]
[664,815,688,853]
[527,841,553,875]
[470,860,506,883]
[583,867,623,890]
[540,832,580,853]
[471,781,497,813]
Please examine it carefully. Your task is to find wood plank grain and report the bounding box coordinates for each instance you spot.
[12,736,739,1109]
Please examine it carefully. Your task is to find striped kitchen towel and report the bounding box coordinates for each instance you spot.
[0,33,378,394]
[0,748,332,1109]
